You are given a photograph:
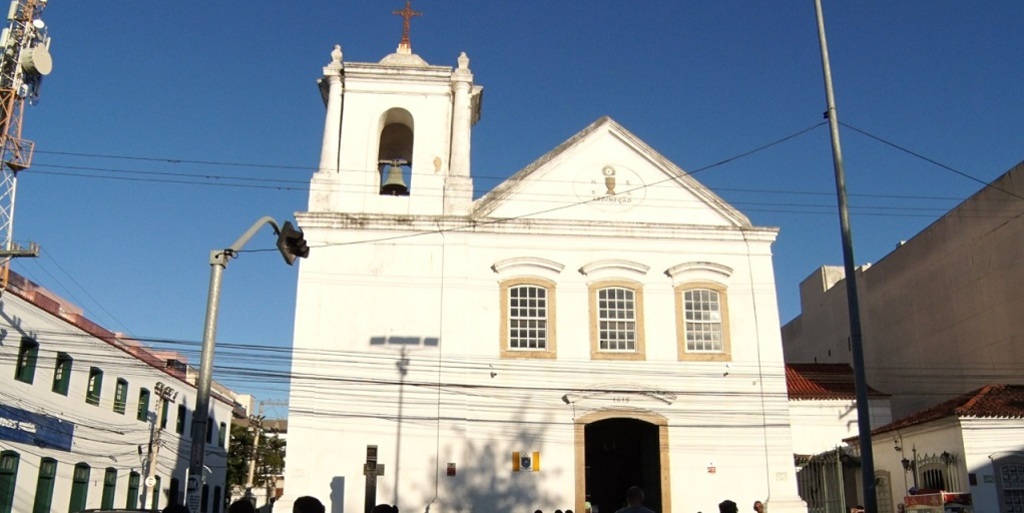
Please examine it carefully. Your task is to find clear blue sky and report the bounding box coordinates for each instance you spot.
[12,2,1023,409]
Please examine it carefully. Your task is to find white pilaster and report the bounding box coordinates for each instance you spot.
[310,46,344,212]
[445,52,474,214]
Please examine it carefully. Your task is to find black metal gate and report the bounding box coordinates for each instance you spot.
[797,447,849,513]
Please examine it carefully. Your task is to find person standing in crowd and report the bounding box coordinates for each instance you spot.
[719,500,738,513]
[228,498,256,513]
[615,486,656,513]
[753,500,766,513]
[294,495,326,513]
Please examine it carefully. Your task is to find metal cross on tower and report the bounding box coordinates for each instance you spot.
[392,1,421,52]
[0,0,52,288]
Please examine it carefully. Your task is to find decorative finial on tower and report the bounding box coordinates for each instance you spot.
[393,0,422,55]
[458,52,469,70]
[328,44,343,69]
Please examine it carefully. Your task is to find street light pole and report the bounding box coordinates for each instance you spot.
[813,1,877,512]
[186,216,309,513]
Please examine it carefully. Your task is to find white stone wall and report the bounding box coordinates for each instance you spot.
[0,289,234,512]
[961,417,1024,513]
[789,398,892,456]
[284,214,805,512]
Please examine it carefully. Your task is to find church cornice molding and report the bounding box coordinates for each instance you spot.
[295,212,778,243]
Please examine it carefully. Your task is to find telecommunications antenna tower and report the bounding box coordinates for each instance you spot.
[0,0,51,288]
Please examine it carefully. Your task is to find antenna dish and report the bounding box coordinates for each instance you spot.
[21,45,52,76]
[31,19,44,29]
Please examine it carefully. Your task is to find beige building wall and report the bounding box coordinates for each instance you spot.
[782,161,1024,418]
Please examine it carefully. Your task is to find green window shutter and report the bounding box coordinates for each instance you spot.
[152,475,162,510]
[31,458,57,513]
[69,463,90,512]
[126,471,140,509]
[101,468,117,508]
[86,368,103,406]
[0,451,20,513]
[51,353,72,395]
[161,399,169,429]
[114,379,128,414]
[137,388,151,422]
[15,337,38,384]
[176,404,187,434]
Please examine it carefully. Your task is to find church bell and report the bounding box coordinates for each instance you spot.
[379,159,410,196]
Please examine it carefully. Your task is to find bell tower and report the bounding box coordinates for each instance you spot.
[310,4,482,216]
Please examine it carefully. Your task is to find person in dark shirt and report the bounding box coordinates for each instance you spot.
[294,495,326,513]
[614,486,656,513]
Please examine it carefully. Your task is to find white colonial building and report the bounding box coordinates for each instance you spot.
[0,272,236,513]
[281,28,807,513]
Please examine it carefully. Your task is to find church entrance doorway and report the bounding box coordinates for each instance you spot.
[584,418,662,513]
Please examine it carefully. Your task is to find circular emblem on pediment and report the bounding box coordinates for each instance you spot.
[573,164,646,212]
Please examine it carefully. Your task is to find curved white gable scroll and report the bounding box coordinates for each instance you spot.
[664,261,733,286]
[578,259,650,279]
[491,257,565,278]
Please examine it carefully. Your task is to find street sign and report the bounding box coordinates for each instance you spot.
[186,476,200,493]
[145,476,157,487]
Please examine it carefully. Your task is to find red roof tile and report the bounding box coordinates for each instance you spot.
[786,363,888,400]
[865,384,1024,438]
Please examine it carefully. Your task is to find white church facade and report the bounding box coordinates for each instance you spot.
[282,18,806,513]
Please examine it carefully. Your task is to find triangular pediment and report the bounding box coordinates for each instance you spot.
[474,117,751,227]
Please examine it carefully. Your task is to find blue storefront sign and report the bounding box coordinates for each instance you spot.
[0,403,75,451]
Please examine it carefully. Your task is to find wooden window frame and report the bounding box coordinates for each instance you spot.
[0,450,19,513]
[126,471,140,509]
[675,282,732,362]
[114,379,129,414]
[86,367,103,406]
[499,277,557,359]
[31,457,57,513]
[137,388,151,422]
[15,337,38,384]
[51,352,72,395]
[101,467,117,509]
[69,463,90,512]
[589,280,645,361]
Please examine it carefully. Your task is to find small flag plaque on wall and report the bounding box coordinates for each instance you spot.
[512,451,540,472]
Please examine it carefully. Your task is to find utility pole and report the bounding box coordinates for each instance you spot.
[245,403,264,497]
[0,0,51,288]
[142,382,178,510]
[813,1,877,511]
[245,399,286,506]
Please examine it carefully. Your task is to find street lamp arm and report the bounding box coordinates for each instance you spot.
[210,217,282,267]
[187,214,295,513]
[228,216,280,254]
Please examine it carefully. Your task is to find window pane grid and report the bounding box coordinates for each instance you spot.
[1003,464,1024,513]
[114,380,128,414]
[684,289,723,352]
[508,285,548,350]
[598,288,636,351]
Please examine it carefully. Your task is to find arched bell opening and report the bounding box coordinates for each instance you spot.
[377,109,414,196]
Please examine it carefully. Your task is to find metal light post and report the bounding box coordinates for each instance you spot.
[813,1,877,511]
[186,216,309,513]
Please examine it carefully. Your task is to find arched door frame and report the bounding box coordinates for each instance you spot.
[573,409,672,513]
